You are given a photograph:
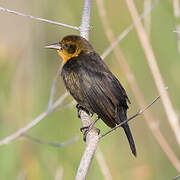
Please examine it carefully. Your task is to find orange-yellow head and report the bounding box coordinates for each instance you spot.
[45,35,94,66]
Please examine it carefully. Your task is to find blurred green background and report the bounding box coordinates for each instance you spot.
[0,0,180,179]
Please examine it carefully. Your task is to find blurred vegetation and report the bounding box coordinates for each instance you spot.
[0,0,180,179]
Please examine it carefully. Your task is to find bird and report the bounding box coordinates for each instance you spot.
[45,35,136,156]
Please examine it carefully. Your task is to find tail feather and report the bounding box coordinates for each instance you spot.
[123,124,136,157]
[117,106,137,157]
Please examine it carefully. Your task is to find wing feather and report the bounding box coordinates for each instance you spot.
[77,52,130,127]
[61,51,130,128]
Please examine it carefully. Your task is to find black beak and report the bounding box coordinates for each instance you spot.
[45,43,62,50]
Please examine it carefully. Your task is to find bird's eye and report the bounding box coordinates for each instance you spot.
[64,43,71,48]
[63,43,76,54]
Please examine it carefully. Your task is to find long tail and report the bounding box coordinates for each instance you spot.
[117,106,137,157]
[123,124,137,157]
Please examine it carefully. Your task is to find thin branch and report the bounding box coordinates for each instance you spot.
[99,94,161,139]
[96,148,112,180]
[97,0,180,172]
[0,6,72,146]
[47,65,62,112]
[17,168,26,180]
[76,1,100,179]
[75,110,99,180]
[173,0,180,18]
[125,0,180,148]
[101,0,159,60]
[0,6,79,30]
[55,167,64,180]
[172,0,180,53]
[57,100,75,111]
[173,175,180,180]
[174,30,180,34]
[0,92,69,146]
[79,0,93,39]
[144,0,151,37]
[52,91,69,109]
[174,25,180,53]
[23,134,79,147]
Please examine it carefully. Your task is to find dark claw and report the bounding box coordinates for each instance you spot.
[80,126,90,132]
[76,104,80,109]
[83,129,89,141]
[80,125,90,141]
[76,104,81,118]
[80,126,100,141]
[76,104,90,118]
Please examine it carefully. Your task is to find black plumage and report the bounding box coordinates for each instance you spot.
[46,35,136,156]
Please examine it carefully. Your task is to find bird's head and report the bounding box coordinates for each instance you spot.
[45,35,94,66]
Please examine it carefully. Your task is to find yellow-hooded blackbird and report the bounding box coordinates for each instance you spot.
[46,35,136,156]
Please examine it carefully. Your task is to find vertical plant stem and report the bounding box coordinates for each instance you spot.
[172,0,180,53]
[96,0,180,172]
[76,0,100,179]
[96,148,112,180]
[125,0,180,147]
[80,0,93,39]
[144,0,151,37]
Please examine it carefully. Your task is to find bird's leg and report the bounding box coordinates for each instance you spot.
[80,117,100,141]
[76,104,100,141]
[80,117,99,132]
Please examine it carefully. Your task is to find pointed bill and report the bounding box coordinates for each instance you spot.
[45,43,62,50]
